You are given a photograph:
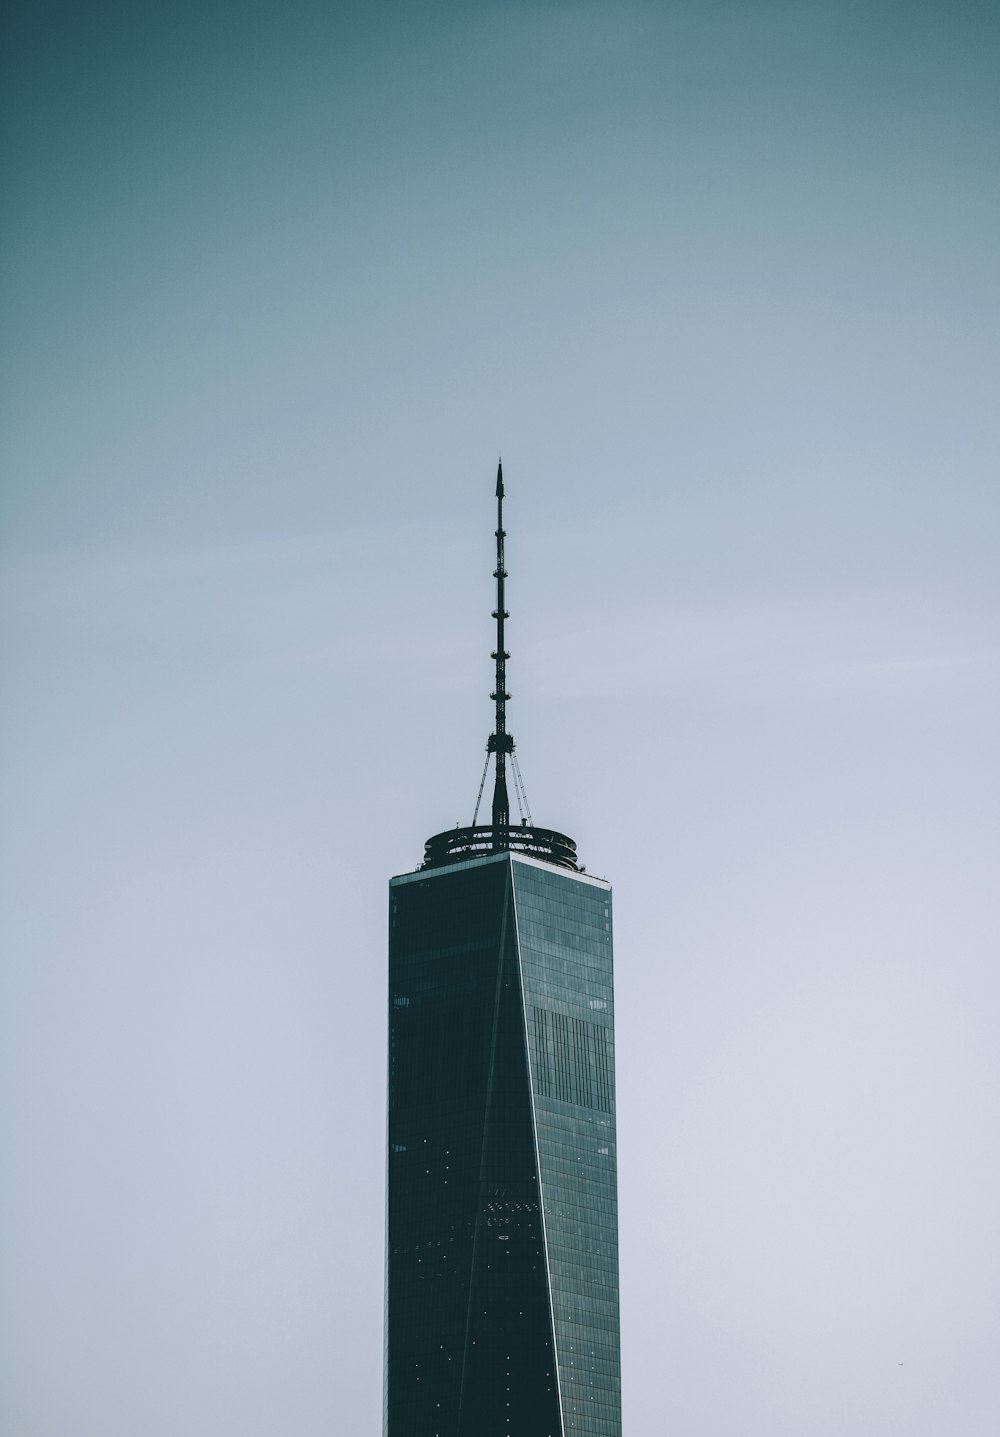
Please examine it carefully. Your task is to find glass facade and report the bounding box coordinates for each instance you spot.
[386,853,620,1437]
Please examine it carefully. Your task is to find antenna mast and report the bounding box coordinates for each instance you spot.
[421,460,578,872]
[489,459,513,848]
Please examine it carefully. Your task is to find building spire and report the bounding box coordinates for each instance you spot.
[419,459,579,872]
[489,458,512,846]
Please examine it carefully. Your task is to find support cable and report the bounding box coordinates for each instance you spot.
[472,751,491,826]
[511,754,526,824]
[511,750,533,827]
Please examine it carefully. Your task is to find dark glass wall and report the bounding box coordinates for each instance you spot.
[386,854,619,1437]
[513,861,621,1437]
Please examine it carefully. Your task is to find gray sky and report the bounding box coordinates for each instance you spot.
[2,2,998,1432]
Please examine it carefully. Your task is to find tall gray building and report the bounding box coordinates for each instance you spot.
[385,466,621,1436]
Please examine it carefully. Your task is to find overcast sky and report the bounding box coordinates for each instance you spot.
[2,2,998,1433]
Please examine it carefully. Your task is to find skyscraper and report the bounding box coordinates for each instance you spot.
[385,465,621,1437]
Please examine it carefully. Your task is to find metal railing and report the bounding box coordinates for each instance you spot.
[421,824,579,872]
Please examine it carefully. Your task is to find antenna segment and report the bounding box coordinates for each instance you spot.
[488,460,513,848]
